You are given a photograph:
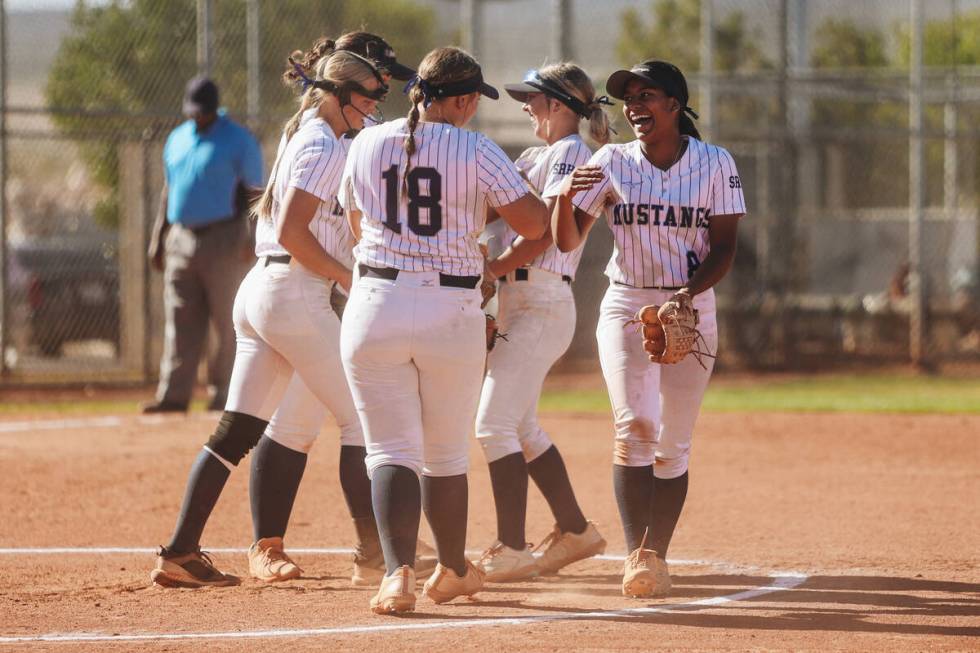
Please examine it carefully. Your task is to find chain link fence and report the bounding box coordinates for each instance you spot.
[1,0,977,384]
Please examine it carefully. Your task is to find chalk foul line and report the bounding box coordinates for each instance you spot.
[0,546,807,644]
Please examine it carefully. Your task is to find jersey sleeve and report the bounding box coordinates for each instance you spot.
[514,146,545,177]
[237,129,265,188]
[541,139,593,198]
[568,146,615,217]
[709,147,746,216]
[288,134,345,203]
[476,136,531,208]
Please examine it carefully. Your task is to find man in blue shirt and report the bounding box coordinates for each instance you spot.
[144,77,264,413]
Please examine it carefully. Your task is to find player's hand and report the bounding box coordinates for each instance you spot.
[337,269,353,294]
[486,258,506,280]
[480,259,497,308]
[558,165,604,199]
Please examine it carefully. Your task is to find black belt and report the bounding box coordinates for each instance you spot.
[614,280,683,290]
[501,268,572,283]
[264,255,292,267]
[358,264,480,289]
[184,216,237,235]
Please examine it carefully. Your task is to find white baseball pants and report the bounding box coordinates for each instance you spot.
[224,260,363,451]
[596,283,718,478]
[340,271,486,478]
[475,270,575,463]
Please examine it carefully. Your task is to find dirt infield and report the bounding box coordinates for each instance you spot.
[0,408,977,651]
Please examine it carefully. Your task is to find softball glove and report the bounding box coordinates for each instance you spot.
[486,314,507,352]
[626,292,713,367]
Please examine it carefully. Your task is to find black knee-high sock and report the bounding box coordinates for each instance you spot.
[422,474,468,577]
[488,453,528,549]
[168,449,231,553]
[649,471,689,559]
[339,445,374,520]
[612,464,654,552]
[249,436,307,541]
[341,446,380,556]
[528,445,588,536]
[372,465,420,575]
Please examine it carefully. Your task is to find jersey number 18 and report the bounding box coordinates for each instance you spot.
[382,165,442,236]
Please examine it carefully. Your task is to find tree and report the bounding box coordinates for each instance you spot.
[810,11,980,209]
[614,0,771,141]
[616,0,768,73]
[810,19,903,209]
[46,0,436,228]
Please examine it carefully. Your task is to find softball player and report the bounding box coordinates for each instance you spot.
[150,42,389,588]
[474,63,611,582]
[247,33,437,589]
[339,46,549,614]
[550,60,746,598]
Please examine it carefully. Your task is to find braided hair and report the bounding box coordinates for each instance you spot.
[252,38,379,220]
[403,47,482,192]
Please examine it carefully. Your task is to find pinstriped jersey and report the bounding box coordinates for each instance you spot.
[571,137,745,288]
[339,118,529,276]
[498,134,592,280]
[255,109,354,267]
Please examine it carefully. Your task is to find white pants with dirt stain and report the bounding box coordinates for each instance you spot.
[340,270,486,478]
[475,270,575,463]
[596,283,718,479]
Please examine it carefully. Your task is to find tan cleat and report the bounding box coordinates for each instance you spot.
[352,539,437,588]
[370,565,417,615]
[622,530,671,598]
[476,541,538,582]
[422,560,484,604]
[248,537,302,582]
[150,546,240,588]
[535,521,607,574]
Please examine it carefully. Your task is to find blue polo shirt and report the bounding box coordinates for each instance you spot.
[164,110,264,227]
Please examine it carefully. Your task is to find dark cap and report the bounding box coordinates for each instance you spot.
[605,61,697,119]
[358,35,416,81]
[406,68,499,103]
[183,76,219,116]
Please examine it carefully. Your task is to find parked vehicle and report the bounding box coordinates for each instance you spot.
[9,236,120,357]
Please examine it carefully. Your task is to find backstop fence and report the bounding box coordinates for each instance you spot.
[0,0,977,384]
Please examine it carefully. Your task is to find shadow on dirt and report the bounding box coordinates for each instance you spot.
[477,573,980,637]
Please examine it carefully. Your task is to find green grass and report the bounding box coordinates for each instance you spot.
[539,375,980,415]
[0,376,976,417]
[0,399,210,417]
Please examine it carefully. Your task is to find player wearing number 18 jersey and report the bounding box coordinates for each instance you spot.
[339,46,549,615]
[551,60,746,599]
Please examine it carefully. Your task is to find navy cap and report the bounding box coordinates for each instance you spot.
[360,36,416,81]
[183,76,219,116]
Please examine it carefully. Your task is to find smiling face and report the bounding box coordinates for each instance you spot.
[523,92,553,141]
[621,78,678,142]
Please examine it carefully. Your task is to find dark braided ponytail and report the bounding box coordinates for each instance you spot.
[679,113,701,140]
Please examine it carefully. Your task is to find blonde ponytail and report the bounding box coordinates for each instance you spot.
[537,62,612,146]
[251,37,381,221]
[588,104,611,146]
